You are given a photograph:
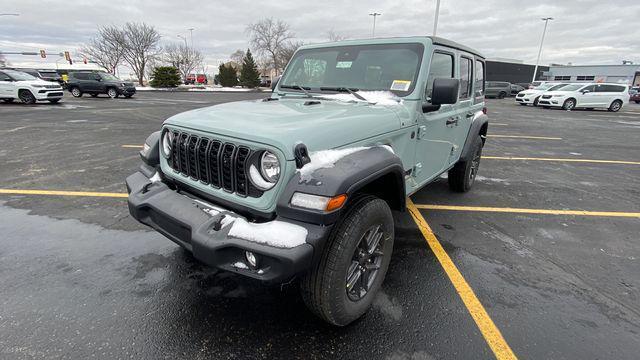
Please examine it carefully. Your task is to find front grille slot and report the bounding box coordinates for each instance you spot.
[166,130,263,198]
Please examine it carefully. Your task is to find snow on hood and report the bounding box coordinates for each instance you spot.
[320,91,403,106]
[297,145,393,182]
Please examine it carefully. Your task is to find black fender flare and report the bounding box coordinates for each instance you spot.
[276,146,406,225]
[140,131,161,166]
[460,112,488,162]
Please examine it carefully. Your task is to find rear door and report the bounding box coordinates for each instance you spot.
[447,53,476,165]
[414,49,457,185]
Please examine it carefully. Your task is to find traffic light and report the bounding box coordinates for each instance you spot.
[39,49,46,58]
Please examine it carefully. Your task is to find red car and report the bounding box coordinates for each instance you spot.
[630,87,640,103]
[185,73,207,85]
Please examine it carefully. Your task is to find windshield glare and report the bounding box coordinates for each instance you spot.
[535,83,555,90]
[4,70,38,81]
[279,43,424,96]
[548,84,569,91]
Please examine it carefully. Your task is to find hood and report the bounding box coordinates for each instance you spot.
[164,98,403,160]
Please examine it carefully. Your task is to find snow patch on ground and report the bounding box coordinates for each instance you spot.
[475,175,510,183]
[227,218,308,248]
[569,152,582,156]
[321,91,402,106]
[298,147,369,182]
[231,262,248,269]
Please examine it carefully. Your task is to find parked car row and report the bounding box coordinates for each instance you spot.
[515,82,631,112]
[0,68,136,104]
[484,81,526,98]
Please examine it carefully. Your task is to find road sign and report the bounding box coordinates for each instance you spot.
[39,49,46,58]
[64,51,70,61]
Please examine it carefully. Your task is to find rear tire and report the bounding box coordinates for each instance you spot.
[608,100,622,112]
[300,195,394,326]
[18,90,36,104]
[498,91,507,99]
[70,87,82,97]
[107,88,119,98]
[448,135,483,193]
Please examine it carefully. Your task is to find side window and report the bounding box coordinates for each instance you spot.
[459,56,472,99]
[474,60,485,97]
[0,72,10,81]
[425,52,454,102]
[581,85,596,92]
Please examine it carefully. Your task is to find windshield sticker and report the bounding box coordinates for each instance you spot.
[390,80,411,91]
[336,61,353,69]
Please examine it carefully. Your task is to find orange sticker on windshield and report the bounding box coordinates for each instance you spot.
[391,80,411,91]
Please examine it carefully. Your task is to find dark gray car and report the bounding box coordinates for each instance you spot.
[66,72,136,98]
[485,81,511,98]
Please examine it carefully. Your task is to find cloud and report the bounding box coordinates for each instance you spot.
[1,0,637,67]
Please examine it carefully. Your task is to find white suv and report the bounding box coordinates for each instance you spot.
[537,83,630,112]
[515,83,570,106]
[0,69,64,104]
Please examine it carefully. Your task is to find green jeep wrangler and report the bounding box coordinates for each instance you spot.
[127,36,488,326]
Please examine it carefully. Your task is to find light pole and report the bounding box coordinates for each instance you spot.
[532,17,553,83]
[433,0,441,36]
[177,34,188,47]
[369,12,381,38]
[187,28,194,48]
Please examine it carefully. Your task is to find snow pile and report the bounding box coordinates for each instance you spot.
[321,91,402,106]
[227,218,308,248]
[298,147,369,182]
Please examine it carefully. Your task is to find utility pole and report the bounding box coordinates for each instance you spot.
[433,0,441,36]
[369,12,381,38]
[532,17,553,83]
[187,28,194,48]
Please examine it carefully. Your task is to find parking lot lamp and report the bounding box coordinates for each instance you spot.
[188,28,194,48]
[369,12,381,37]
[433,0,441,36]
[532,17,553,83]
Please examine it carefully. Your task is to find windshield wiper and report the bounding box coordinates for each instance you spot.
[279,84,313,98]
[320,87,368,102]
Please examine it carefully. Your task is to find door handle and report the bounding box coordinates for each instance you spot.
[446,118,458,126]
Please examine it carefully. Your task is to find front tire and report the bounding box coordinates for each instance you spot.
[498,92,507,99]
[70,87,82,97]
[608,100,622,112]
[533,96,540,106]
[449,135,483,192]
[562,98,576,110]
[18,90,36,104]
[107,88,119,98]
[300,195,394,326]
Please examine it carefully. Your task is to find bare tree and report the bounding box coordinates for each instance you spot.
[230,49,245,64]
[80,26,125,74]
[246,18,294,75]
[327,29,348,42]
[164,43,204,81]
[277,41,303,71]
[120,22,161,85]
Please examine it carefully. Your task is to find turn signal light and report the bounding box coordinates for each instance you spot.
[326,194,347,211]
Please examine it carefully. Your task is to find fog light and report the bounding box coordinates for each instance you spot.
[245,251,258,267]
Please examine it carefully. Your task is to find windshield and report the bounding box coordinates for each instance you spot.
[548,83,569,91]
[279,43,424,96]
[534,83,555,90]
[558,84,584,91]
[4,69,38,81]
[99,73,121,81]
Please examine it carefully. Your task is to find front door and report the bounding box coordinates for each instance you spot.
[414,49,457,186]
[576,84,597,106]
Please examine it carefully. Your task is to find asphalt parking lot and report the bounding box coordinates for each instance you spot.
[1,92,639,359]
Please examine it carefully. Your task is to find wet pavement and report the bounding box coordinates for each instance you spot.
[1,92,639,359]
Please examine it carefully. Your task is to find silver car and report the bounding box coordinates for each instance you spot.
[485,81,511,99]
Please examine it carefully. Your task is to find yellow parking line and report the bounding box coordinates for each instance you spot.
[483,156,640,165]
[414,204,640,218]
[122,145,143,149]
[487,135,562,140]
[0,189,128,198]
[407,199,517,360]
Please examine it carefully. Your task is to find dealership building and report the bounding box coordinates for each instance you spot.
[544,64,640,86]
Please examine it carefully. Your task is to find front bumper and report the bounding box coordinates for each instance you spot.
[515,95,535,104]
[35,89,64,100]
[126,168,329,283]
[537,98,562,107]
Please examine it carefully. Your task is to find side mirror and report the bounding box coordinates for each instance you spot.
[271,76,280,92]
[3,78,13,82]
[581,90,590,94]
[422,78,459,113]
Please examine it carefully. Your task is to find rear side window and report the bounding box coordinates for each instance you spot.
[0,72,10,81]
[458,56,472,99]
[597,84,626,92]
[425,52,454,102]
[474,60,484,97]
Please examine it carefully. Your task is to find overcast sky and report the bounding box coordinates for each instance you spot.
[1,0,638,71]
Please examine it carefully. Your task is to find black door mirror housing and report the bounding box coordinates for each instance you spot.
[422,78,460,113]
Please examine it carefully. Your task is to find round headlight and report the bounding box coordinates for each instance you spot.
[260,151,280,183]
[162,131,174,158]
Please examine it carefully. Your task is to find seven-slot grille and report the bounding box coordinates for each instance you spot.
[168,130,257,197]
